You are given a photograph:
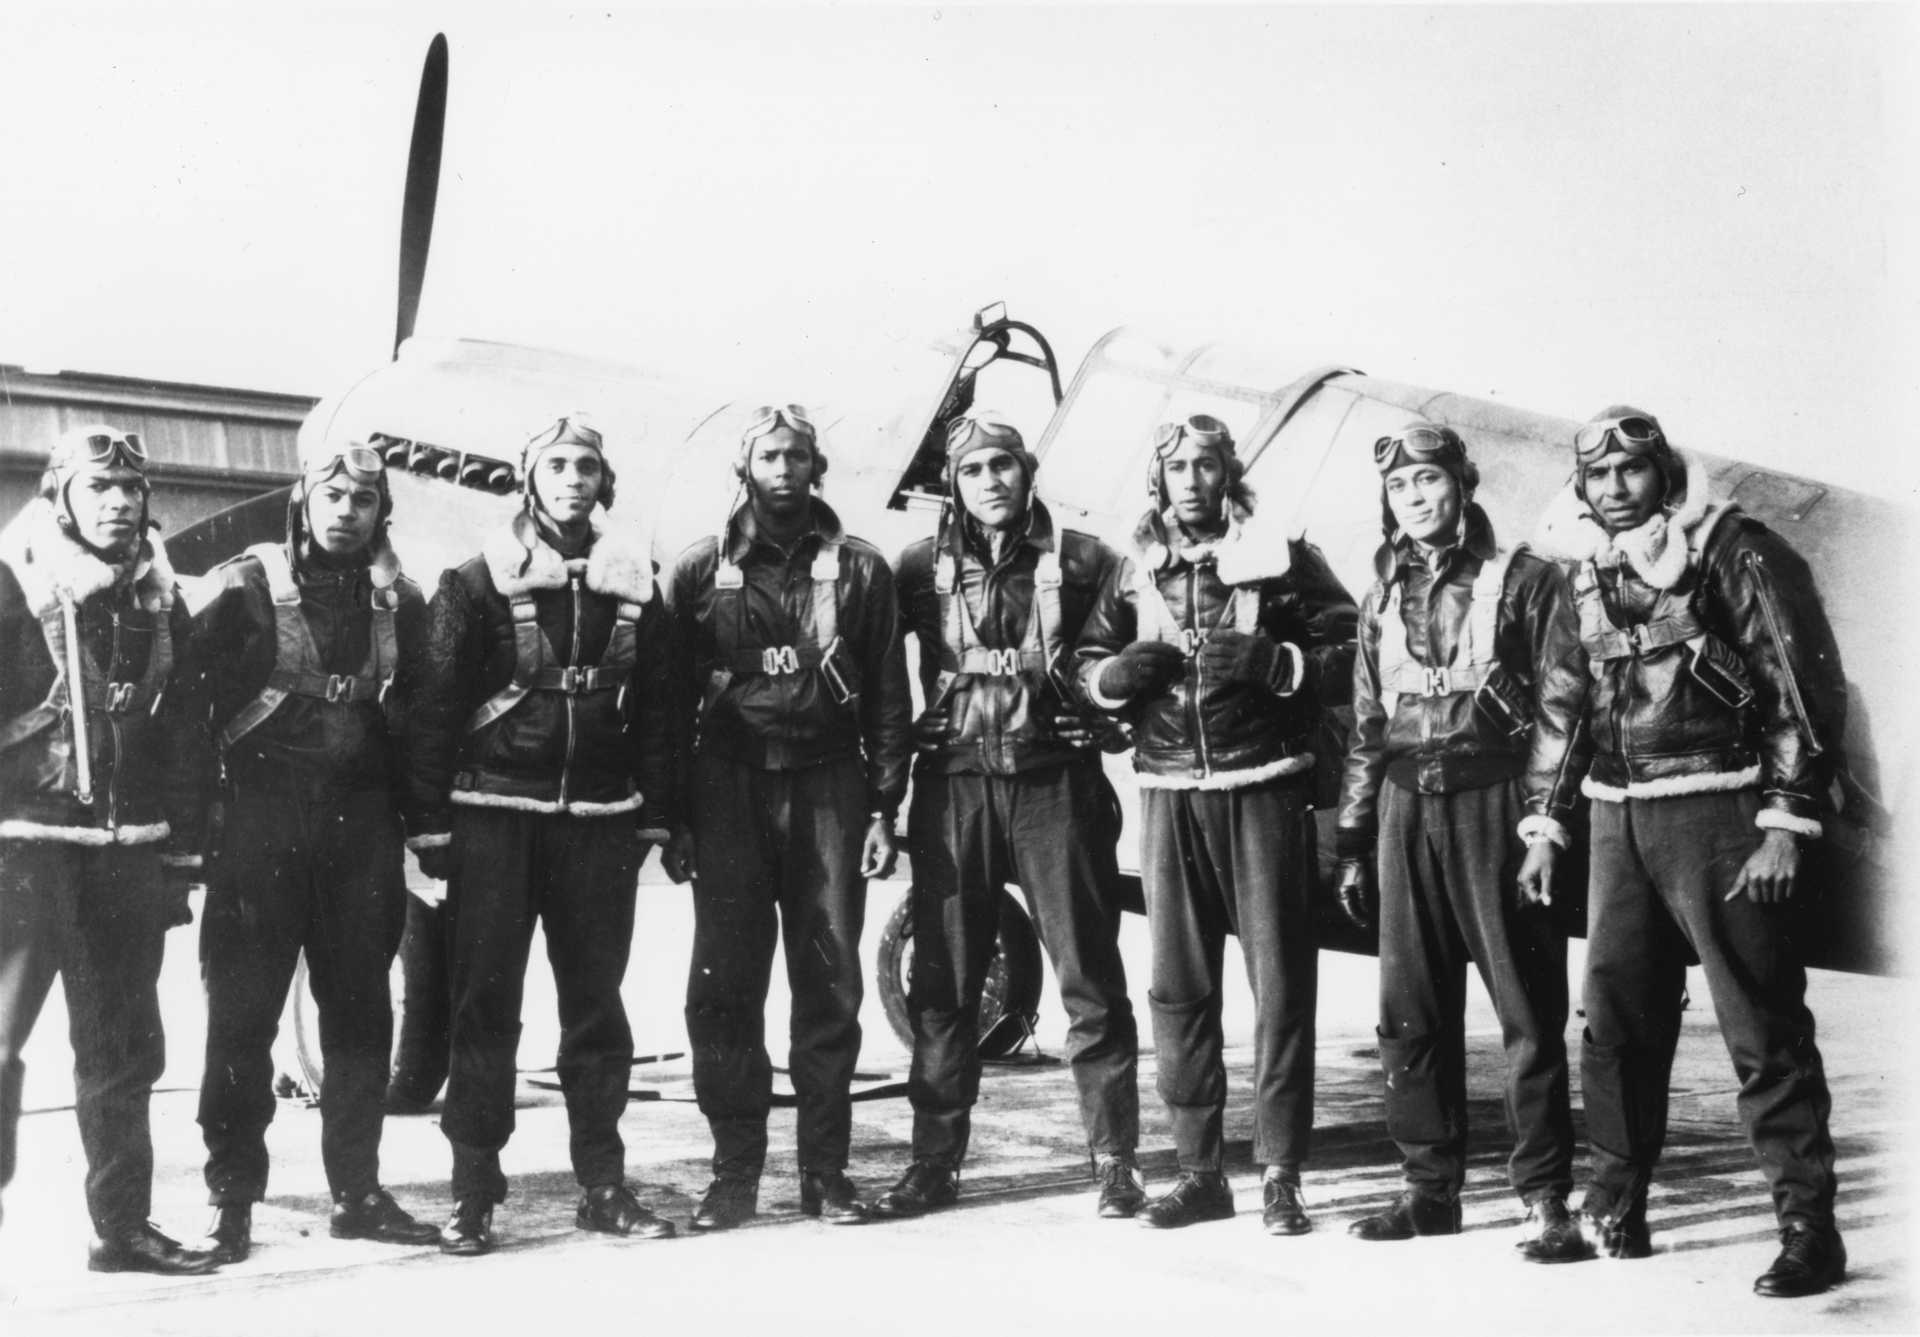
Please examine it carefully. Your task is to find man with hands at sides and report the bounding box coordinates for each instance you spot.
[876,410,1141,1221]
[663,404,911,1232]
[1536,407,1849,1297]
[407,414,682,1255]
[1333,421,1588,1262]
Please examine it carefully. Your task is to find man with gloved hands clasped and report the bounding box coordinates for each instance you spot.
[1076,413,1355,1236]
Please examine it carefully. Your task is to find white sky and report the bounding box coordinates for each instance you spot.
[1,2,1914,493]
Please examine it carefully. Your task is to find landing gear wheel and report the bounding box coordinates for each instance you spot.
[875,888,1045,1060]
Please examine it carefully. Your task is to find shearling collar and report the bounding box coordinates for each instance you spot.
[1132,498,1295,587]
[0,498,176,616]
[482,511,653,603]
[1533,454,1721,590]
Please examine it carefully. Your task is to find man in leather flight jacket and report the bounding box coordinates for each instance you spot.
[1077,414,1355,1235]
[1333,421,1589,1260]
[1536,406,1849,1297]
[662,404,911,1231]
[0,425,219,1275]
[187,436,438,1262]
[873,411,1141,1221]
[406,415,682,1254]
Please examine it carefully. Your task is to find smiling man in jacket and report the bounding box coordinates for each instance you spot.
[1335,421,1588,1261]
[1537,407,1849,1297]
[407,414,682,1255]
[1077,414,1355,1234]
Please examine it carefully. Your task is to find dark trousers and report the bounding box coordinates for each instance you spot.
[198,779,407,1203]
[904,762,1139,1168]
[389,893,451,1106]
[1582,790,1837,1228]
[443,808,644,1204]
[0,841,168,1234]
[1139,778,1317,1173]
[1375,779,1572,1202]
[685,754,866,1179]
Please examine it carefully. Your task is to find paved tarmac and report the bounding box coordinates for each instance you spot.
[2,871,1914,1336]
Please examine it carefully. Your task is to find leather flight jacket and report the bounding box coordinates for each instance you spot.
[406,513,679,830]
[1076,507,1357,787]
[896,500,1122,776]
[1337,506,1587,849]
[0,501,198,844]
[190,541,425,791]
[667,497,911,821]
[1571,509,1843,829]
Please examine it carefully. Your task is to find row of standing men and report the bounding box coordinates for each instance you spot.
[0,400,1846,1299]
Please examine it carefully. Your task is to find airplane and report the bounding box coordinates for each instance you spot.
[162,35,1911,1100]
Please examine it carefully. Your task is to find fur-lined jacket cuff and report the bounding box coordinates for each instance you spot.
[1756,806,1823,841]
[1517,814,1570,850]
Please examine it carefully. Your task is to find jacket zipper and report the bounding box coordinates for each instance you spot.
[559,572,581,809]
[980,556,1006,770]
[105,609,123,828]
[1603,568,1634,783]
[1187,563,1211,778]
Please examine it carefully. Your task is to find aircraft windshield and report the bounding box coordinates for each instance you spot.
[1036,330,1327,544]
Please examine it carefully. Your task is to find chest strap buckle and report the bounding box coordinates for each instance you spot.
[105,682,137,714]
[762,645,802,675]
[1424,666,1453,697]
[1178,628,1201,658]
[985,647,1022,677]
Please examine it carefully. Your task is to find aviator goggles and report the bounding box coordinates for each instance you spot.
[1573,415,1664,462]
[742,404,817,447]
[306,443,385,485]
[525,413,606,458]
[1152,413,1233,454]
[72,430,149,469]
[945,410,1023,454]
[1372,424,1463,472]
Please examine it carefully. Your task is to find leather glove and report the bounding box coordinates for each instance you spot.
[415,844,452,883]
[1198,629,1293,692]
[912,708,951,754]
[1096,641,1186,701]
[1335,858,1375,932]
[159,852,201,929]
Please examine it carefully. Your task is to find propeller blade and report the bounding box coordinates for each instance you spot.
[394,33,449,360]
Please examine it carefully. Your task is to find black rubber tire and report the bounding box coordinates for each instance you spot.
[874,886,1046,1060]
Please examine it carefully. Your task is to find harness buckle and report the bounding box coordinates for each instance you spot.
[762,645,802,675]
[1423,666,1453,696]
[1627,623,1656,655]
[104,682,136,713]
[1178,628,1201,658]
[985,648,1022,677]
[324,674,353,703]
[557,666,584,694]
